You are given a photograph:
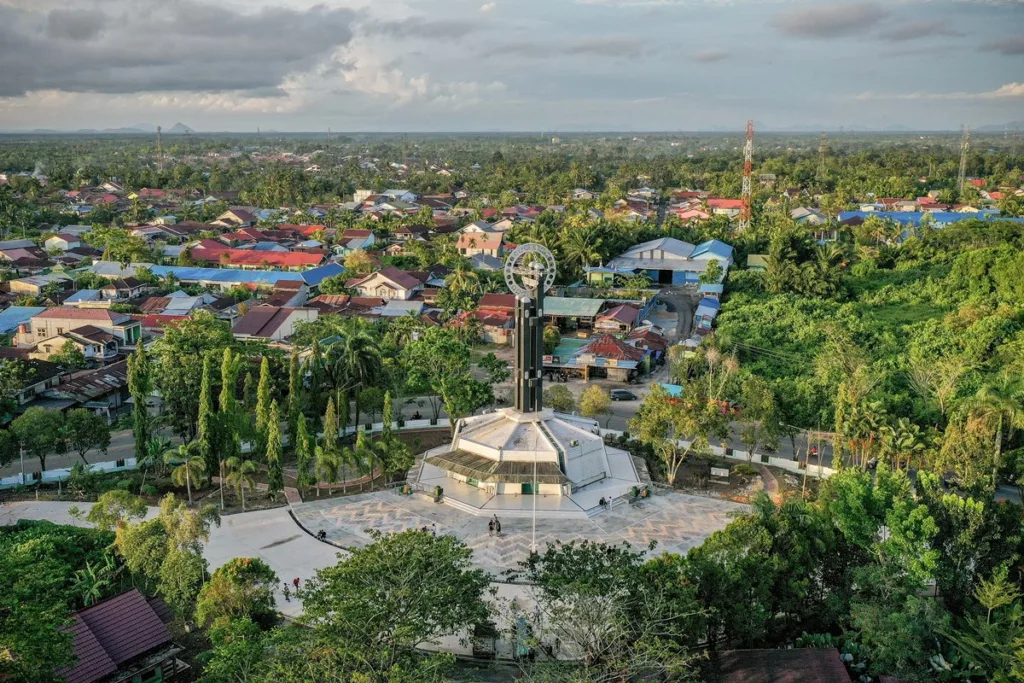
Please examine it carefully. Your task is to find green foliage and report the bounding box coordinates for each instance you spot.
[64,408,112,464]
[127,343,152,461]
[404,327,492,430]
[49,339,86,370]
[544,384,576,413]
[265,400,283,499]
[300,529,491,679]
[196,557,280,630]
[11,406,63,471]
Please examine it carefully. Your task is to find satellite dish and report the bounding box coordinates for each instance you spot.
[504,243,556,302]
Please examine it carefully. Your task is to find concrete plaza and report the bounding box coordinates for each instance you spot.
[292,488,747,576]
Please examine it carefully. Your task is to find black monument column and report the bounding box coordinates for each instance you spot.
[514,285,545,413]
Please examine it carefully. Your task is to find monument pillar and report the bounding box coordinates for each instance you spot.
[514,287,545,413]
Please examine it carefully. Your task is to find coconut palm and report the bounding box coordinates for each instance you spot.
[881,418,928,471]
[164,444,206,506]
[137,435,171,495]
[314,445,339,496]
[224,456,258,512]
[326,319,383,426]
[559,223,604,277]
[967,374,1024,485]
[445,260,480,295]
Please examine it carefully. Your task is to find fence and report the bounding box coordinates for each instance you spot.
[1,457,139,490]
[598,429,836,480]
[1,419,456,491]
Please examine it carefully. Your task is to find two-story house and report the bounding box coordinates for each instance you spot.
[26,308,142,348]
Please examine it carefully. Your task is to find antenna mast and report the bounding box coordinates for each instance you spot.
[156,125,164,172]
[327,128,332,150]
[957,125,970,197]
[816,132,829,184]
[740,119,753,231]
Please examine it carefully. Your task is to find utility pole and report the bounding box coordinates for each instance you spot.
[739,119,753,231]
[327,128,332,151]
[957,125,970,198]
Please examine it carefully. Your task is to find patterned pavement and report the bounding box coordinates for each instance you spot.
[292,489,747,576]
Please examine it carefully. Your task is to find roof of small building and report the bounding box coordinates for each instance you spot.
[580,334,646,362]
[597,304,640,325]
[543,297,605,318]
[478,293,516,311]
[35,308,132,324]
[59,589,173,683]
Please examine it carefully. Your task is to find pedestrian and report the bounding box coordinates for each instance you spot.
[282,584,291,602]
[430,523,437,536]
[488,519,494,536]
[293,577,300,590]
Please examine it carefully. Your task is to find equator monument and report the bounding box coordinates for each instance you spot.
[413,243,644,518]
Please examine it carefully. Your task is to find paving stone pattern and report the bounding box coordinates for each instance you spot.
[293,490,747,576]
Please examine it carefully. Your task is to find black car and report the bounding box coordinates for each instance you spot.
[610,389,638,401]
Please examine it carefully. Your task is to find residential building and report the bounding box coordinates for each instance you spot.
[707,198,745,219]
[44,233,83,252]
[31,327,119,364]
[347,267,424,301]
[595,304,641,333]
[99,277,148,301]
[58,589,184,683]
[231,305,319,341]
[26,308,142,347]
[457,232,504,258]
[9,273,72,296]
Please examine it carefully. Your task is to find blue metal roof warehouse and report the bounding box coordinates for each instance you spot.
[838,210,1024,228]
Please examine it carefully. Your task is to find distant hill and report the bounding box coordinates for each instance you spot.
[167,123,195,134]
[976,120,1024,132]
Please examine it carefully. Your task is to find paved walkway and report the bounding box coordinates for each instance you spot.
[292,489,746,577]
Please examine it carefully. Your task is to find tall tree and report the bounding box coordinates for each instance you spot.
[126,343,152,461]
[164,443,206,506]
[967,374,1024,486]
[11,407,62,472]
[64,408,111,465]
[197,354,215,473]
[225,456,257,512]
[295,413,313,491]
[255,356,272,443]
[287,350,301,449]
[266,400,283,501]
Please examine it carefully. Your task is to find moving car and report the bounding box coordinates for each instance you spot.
[609,389,638,401]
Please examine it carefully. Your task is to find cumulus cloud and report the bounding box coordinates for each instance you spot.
[0,0,357,97]
[691,49,730,62]
[877,19,963,41]
[981,34,1024,54]
[854,82,1024,100]
[480,2,498,12]
[774,2,887,39]
[360,17,483,39]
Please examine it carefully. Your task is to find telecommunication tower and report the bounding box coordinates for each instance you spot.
[740,119,753,230]
[816,132,829,183]
[156,125,164,172]
[957,125,970,197]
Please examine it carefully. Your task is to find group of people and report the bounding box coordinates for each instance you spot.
[282,576,301,602]
[488,515,502,537]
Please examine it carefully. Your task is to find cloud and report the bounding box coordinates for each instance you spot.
[691,49,730,62]
[877,19,963,41]
[479,2,498,12]
[981,34,1024,54]
[483,36,648,60]
[0,0,357,98]
[774,2,887,39]
[854,82,1024,100]
[46,9,105,41]
[360,17,483,40]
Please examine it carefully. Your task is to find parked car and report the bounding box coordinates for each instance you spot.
[610,389,638,401]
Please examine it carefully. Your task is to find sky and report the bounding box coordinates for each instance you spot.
[0,0,1021,132]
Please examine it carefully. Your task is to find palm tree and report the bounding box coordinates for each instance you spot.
[445,260,479,295]
[164,444,206,506]
[73,560,112,607]
[326,319,383,427]
[138,435,171,494]
[314,445,339,496]
[967,375,1024,485]
[881,418,927,471]
[559,223,604,277]
[224,456,258,511]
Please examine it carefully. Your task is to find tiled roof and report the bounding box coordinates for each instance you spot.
[597,304,640,325]
[581,334,645,362]
[60,589,172,683]
[35,308,131,323]
[478,293,516,311]
[457,233,503,250]
[353,267,422,291]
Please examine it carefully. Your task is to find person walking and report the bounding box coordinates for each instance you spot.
[282,584,291,602]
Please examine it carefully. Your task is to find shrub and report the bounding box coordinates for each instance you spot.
[732,463,758,477]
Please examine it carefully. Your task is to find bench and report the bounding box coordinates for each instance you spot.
[711,467,730,480]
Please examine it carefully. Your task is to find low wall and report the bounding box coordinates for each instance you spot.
[2,420,455,490]
[599,429,836,480]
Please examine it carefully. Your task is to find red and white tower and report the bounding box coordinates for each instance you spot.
[740,119,753,230]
